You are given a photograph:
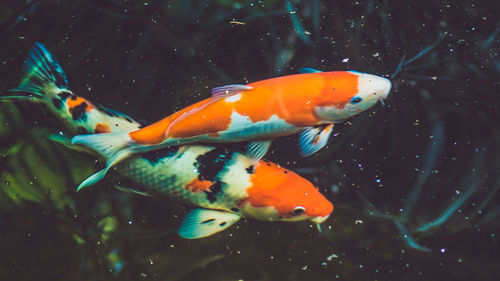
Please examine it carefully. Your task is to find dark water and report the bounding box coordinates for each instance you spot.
[0,1,499,280]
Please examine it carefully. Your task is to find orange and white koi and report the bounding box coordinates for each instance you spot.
[72,64,392,190]
[3,43,334,239]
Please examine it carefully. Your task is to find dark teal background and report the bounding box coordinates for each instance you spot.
[0,1,499,280]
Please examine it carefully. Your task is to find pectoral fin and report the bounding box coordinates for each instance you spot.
[246,140,273,162]
[298,124,334,156]
[178,209,241,239]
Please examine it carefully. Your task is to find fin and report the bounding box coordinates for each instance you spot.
[164,84,253,138]
[298,124,334,156]
[210,84,253,99]
[71,132,132,191]
[9,42,70,100]
[114,184,152,197]
[178,209,241,239]
[247,140,273,162]
[298,67,323,74]
[49,133,96,154]
[0,94,39,102]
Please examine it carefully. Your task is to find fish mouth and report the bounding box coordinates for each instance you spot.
[311,214,330,225]
[310,215,330,233]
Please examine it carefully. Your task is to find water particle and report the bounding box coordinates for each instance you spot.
[342,58,349,63]
[440,248,446,253]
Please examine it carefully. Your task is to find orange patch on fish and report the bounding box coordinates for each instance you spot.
[66,96,94,111]
[94,123,111,133]
[245,160,333,217]
[129,99,233,144]
[232,72,358,127]
[185,178,213,192]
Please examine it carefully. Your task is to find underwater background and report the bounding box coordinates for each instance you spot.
[0,0,499,280]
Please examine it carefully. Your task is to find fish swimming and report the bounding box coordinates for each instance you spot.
[3,42,334,239]
[72,64,392,190]
[5,43,142,135]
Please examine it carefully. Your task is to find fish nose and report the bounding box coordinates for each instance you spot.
[355,73,392,101]
[365,74,391,100]
[376,77,392,100]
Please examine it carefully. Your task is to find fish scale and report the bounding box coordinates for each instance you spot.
[116,146,252,211]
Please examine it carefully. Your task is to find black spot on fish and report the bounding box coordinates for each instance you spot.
[70,95,77,100]
[57,91,72,101]
[76,126,87,134]
[231,208,239,212]
[194,147,233,182]
[194,148,233,203]
[202,218,215,224]
[219,222,227,227]
[284,170,288,174]
[245,165,255,174]
[205,181,222,203]
[262,159,270,163]
[51,98,62,110]
[124,117,134,123]
[70,102,88,121]
[141,147,180,166]
[266,163,271,167]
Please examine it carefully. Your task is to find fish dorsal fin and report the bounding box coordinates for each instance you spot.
[298,67,323,74]
[210,84,253,99]
[178,208,241,239]
[163,84,253,139]
[298,124,334,156]
[246,140,273,163]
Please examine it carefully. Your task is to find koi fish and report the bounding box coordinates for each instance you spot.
[3,42,334,239]
[72,64,392,190]
[4,43,141,135]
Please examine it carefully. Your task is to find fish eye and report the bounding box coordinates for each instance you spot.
[350,96,362,104]
[292,206,306,215]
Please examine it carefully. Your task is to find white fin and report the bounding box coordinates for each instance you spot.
[71,132,132,191]
[178,208,241,239]
[210,84,253,99]
[247,140,273,162]
[114,184,152,197]
[298,67,323,74]
[298,124,334,156]
[49,133,97,154]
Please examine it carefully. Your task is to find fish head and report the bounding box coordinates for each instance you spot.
[239,160,333,226]
[314,71,391,122]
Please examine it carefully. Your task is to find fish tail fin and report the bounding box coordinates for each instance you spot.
[4,42,70,102]
[71,132,133,191]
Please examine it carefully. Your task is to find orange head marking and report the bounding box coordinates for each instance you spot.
[241,160,333,224]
